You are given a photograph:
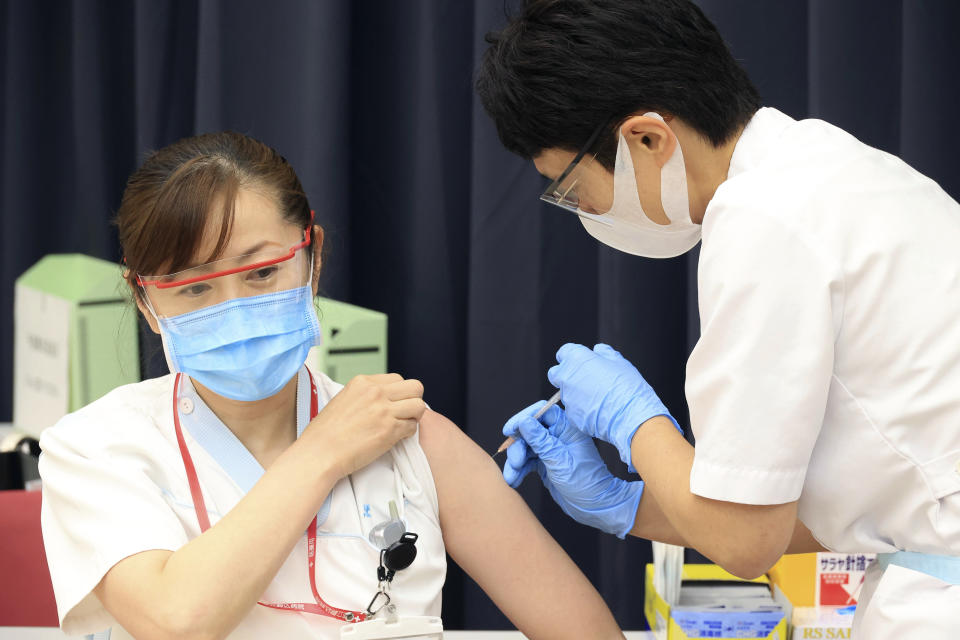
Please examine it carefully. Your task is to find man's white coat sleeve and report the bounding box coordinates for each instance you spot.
[687,207,841,505]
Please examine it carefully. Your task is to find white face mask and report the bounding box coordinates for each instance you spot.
[577,112,701,258]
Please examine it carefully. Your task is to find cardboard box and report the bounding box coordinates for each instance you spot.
[14,255,139,437]
[790,606,856,639]
[644,563,789,639]
[767,553,874,608]
[814,554,874,606]
[767,554,818,607]
[308,297,388,384]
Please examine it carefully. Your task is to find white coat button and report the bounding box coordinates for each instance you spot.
[179,397,195,415]
[955,460,960,475]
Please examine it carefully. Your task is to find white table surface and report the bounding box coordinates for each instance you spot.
[0,629,654,639]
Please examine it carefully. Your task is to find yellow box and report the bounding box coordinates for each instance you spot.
[767,554,817,608]
[643,563,789,640]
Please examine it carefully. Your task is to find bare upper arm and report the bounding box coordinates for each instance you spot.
[702,497,798,579]
[632,417,799,579]
[417,410,623,639]
[417,409,532,556]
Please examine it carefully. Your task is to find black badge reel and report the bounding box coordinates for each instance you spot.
[341,503,443,639]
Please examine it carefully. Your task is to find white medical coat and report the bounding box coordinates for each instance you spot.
[685,107,960,635]
[39,368,446,639]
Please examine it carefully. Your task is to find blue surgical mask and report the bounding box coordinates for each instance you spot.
[158,285,322,401]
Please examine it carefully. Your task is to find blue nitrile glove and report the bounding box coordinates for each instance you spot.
[547,343,682,472]
[501,400,645,539]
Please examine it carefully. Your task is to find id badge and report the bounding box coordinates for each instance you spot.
[339,612,443,639]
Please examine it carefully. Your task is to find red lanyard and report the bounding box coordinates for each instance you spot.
[172,371,366,623]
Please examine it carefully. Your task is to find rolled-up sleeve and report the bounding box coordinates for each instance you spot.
[687,208,841,505]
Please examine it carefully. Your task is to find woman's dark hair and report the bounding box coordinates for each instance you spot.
[116,131,311,298]
[475,0,761,169]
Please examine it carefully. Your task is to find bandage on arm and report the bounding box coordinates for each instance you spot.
[418,409,625,640]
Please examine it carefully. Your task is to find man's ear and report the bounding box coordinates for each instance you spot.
[618,114,678,224]
[125,272,160,334]
[311,224,325,296]
[619,113,677,169]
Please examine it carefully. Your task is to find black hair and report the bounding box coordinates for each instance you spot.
[475,0,761,169]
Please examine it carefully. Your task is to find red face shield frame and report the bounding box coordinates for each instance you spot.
[135,212,315,290]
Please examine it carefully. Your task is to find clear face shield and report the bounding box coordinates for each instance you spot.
[137,226,314,322]
[135,222,322,401]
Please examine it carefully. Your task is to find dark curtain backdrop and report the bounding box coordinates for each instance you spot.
[2,0,958,630]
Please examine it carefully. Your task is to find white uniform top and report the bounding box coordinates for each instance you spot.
[687,107,960,556]
[39,367,446,639]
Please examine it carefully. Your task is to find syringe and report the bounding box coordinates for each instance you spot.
[492,391,562,457]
